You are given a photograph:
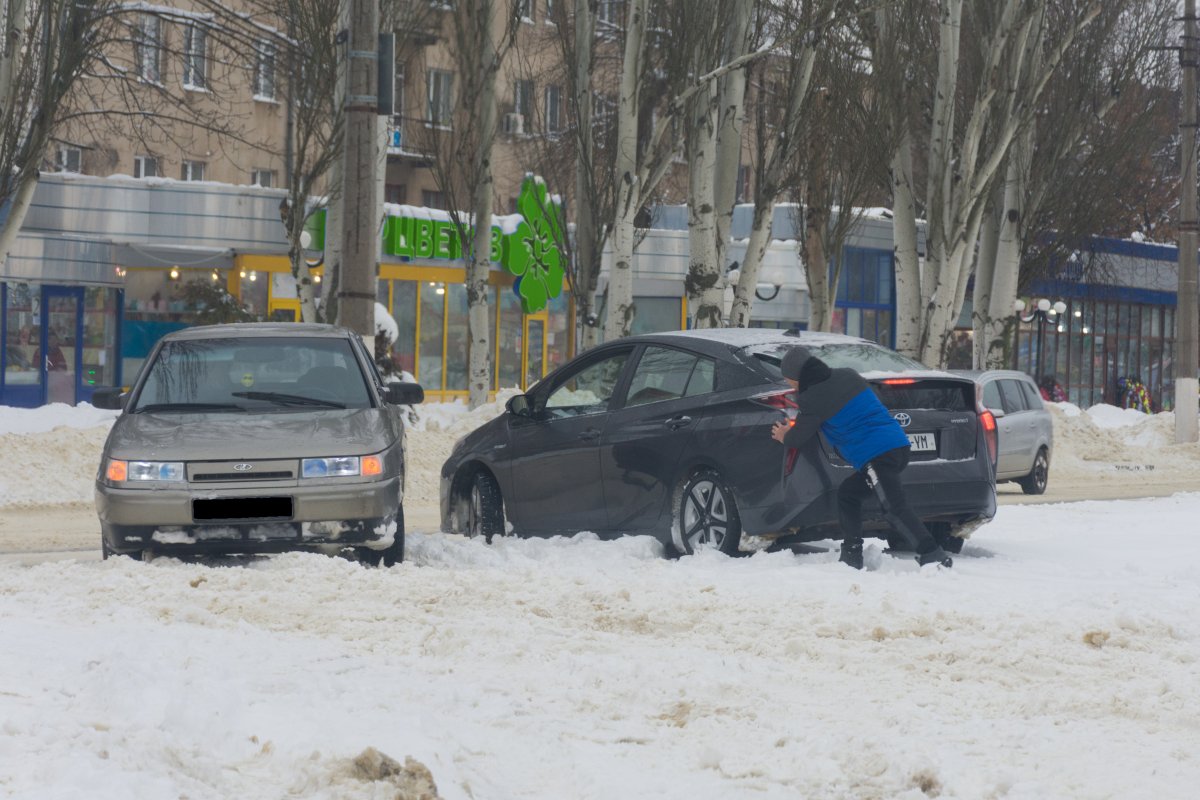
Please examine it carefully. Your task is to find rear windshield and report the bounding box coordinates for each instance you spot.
[874,382,973,412]
[132,336,372,412]
[750,342,926,378]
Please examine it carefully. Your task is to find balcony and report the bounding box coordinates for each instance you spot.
[385,116,433,161]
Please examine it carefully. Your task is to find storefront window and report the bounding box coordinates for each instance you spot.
[547,290,570,373]
[526,318,544,389]
[418,282,444,389]
[240,270,269,317]
[445,283,469,391]
[497,288,522,389]
[631,296,681,336]
[391,280,417,376]
[83,287,119,388]
[4,282,41,388]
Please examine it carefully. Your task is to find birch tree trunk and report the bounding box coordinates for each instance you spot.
[971,183,1003,368]
[980,137,1030,369]
[604,0,648,340]
[466,17,501,409]
[712,0,753,291]
[890,134,922,359]
[0,173,37,274]
[686,78,722,328]
[728,201,773,328]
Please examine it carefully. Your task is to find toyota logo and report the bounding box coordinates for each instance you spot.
[232,463,254,471]
[893,413,912,428]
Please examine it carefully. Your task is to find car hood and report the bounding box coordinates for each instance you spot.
[106,408,396,461]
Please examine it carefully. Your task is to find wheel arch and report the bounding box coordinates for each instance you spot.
[448,460,503,533]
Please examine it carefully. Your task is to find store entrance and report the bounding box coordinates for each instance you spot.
[41,287,84,405]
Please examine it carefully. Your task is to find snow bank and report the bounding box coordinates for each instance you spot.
[2,497,1199,797]
[1047,402,1200,481]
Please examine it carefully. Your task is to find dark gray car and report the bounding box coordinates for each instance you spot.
[441,329,997,555]
[954,369,1054,494]
[93,323,424,563]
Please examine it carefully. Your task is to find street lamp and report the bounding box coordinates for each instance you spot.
[1014,298,1067,380]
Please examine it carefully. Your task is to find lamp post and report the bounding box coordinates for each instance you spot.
[1014,298,1067,380]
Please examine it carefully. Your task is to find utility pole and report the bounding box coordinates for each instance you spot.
[1177,0,1199,444]
[336,0,381,339]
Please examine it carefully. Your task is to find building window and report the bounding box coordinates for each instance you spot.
[386,184,407,204]
[133,14,162,84]
[597,0,621,25]
[254,39,276,100]
[516,0,533,21]
[133,155,158,179]
[513,79,534,132]
[181,160,206,182]
[394,63,406,119]
[832,247,894,347]
[251,169,274,187]
[56,147,81,173]
[545,84,562,135]
[426,69,453,127]
[546,0,556,22]
[183,23,208,90]
[422,189,446,209]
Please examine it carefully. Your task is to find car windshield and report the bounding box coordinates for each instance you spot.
[749,342,926,378]
[131,336,372,412]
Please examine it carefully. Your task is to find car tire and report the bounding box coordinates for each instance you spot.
[1018,447,1049,495]
[672,470,742,557]
[467,471,505,544]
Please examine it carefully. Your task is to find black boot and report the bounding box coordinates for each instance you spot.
[839,540,864,570]
[916,544,953,568]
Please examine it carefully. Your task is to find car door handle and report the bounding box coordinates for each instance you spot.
[666,415,693,430]
[578,428,601,442]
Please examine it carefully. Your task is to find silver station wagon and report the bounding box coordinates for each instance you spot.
[954,369,1054,494]
[93,323,423,563]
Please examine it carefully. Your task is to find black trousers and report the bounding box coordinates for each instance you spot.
[837,446,936,553]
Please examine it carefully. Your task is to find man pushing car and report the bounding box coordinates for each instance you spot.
[770,346,953,570]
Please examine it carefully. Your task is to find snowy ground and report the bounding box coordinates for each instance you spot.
[2,401,1200,797]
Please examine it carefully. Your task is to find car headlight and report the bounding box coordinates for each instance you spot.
[107,460,185,482]
[302,455,383,478]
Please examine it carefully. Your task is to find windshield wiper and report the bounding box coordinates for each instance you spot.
[231,391,346,409]
[135,402,246,414]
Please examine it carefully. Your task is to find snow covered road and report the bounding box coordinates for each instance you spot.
[2,496,1199,799]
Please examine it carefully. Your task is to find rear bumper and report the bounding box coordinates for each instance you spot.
[96,476,401,553]
[738,461,996,540]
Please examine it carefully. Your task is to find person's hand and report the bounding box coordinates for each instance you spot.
[770,419,791,443]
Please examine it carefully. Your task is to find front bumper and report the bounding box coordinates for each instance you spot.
[96,475,401,554]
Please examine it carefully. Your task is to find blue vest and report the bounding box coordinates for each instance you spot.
[821,388,911,470]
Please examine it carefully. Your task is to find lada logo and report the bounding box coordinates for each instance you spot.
[233,463,254,471]
[893,413,912,428]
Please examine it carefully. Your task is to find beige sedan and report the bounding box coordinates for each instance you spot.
[93,323,423,564]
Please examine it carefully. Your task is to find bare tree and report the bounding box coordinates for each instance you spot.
[970,0,1176,368]
[1,1,251,267]
[728,0,842,328]
[884,0,1104,367]
[421,0,521,408]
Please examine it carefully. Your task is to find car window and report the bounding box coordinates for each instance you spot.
[543,351,629,417]
[132,336,372,411]
[685,357,716,397]
[982,380,1003,412]
[1018,380,1044,410]
[751,342,926,377]
[998,380,1028,414]
[625,347,699,407]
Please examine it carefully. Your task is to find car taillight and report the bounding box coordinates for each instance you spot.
[752,389,798,411]
[979,408,998,465]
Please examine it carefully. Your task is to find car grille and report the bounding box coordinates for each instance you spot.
[192,470,294,482]
[187,459,298,483]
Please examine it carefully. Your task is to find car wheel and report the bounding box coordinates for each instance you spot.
[673,470,742,556]
[382,507,406,567]
[1018,447,1049,495]
[466,471,505,544]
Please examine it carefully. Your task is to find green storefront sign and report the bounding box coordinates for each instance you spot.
[304,175,566,314]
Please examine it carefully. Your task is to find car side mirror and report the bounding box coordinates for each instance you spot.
[384,381,424,405]
[91,387,127,410]
[506,394,531,417]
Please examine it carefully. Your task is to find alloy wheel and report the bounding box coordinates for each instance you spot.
[681,479,730,551]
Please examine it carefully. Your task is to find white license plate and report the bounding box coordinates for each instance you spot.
[907,433,937,452]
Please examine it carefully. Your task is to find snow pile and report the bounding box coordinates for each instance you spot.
[1046,402,1200,481]
[2,497,1200,797]
[0,402,118,435]
[0,404,117,508]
